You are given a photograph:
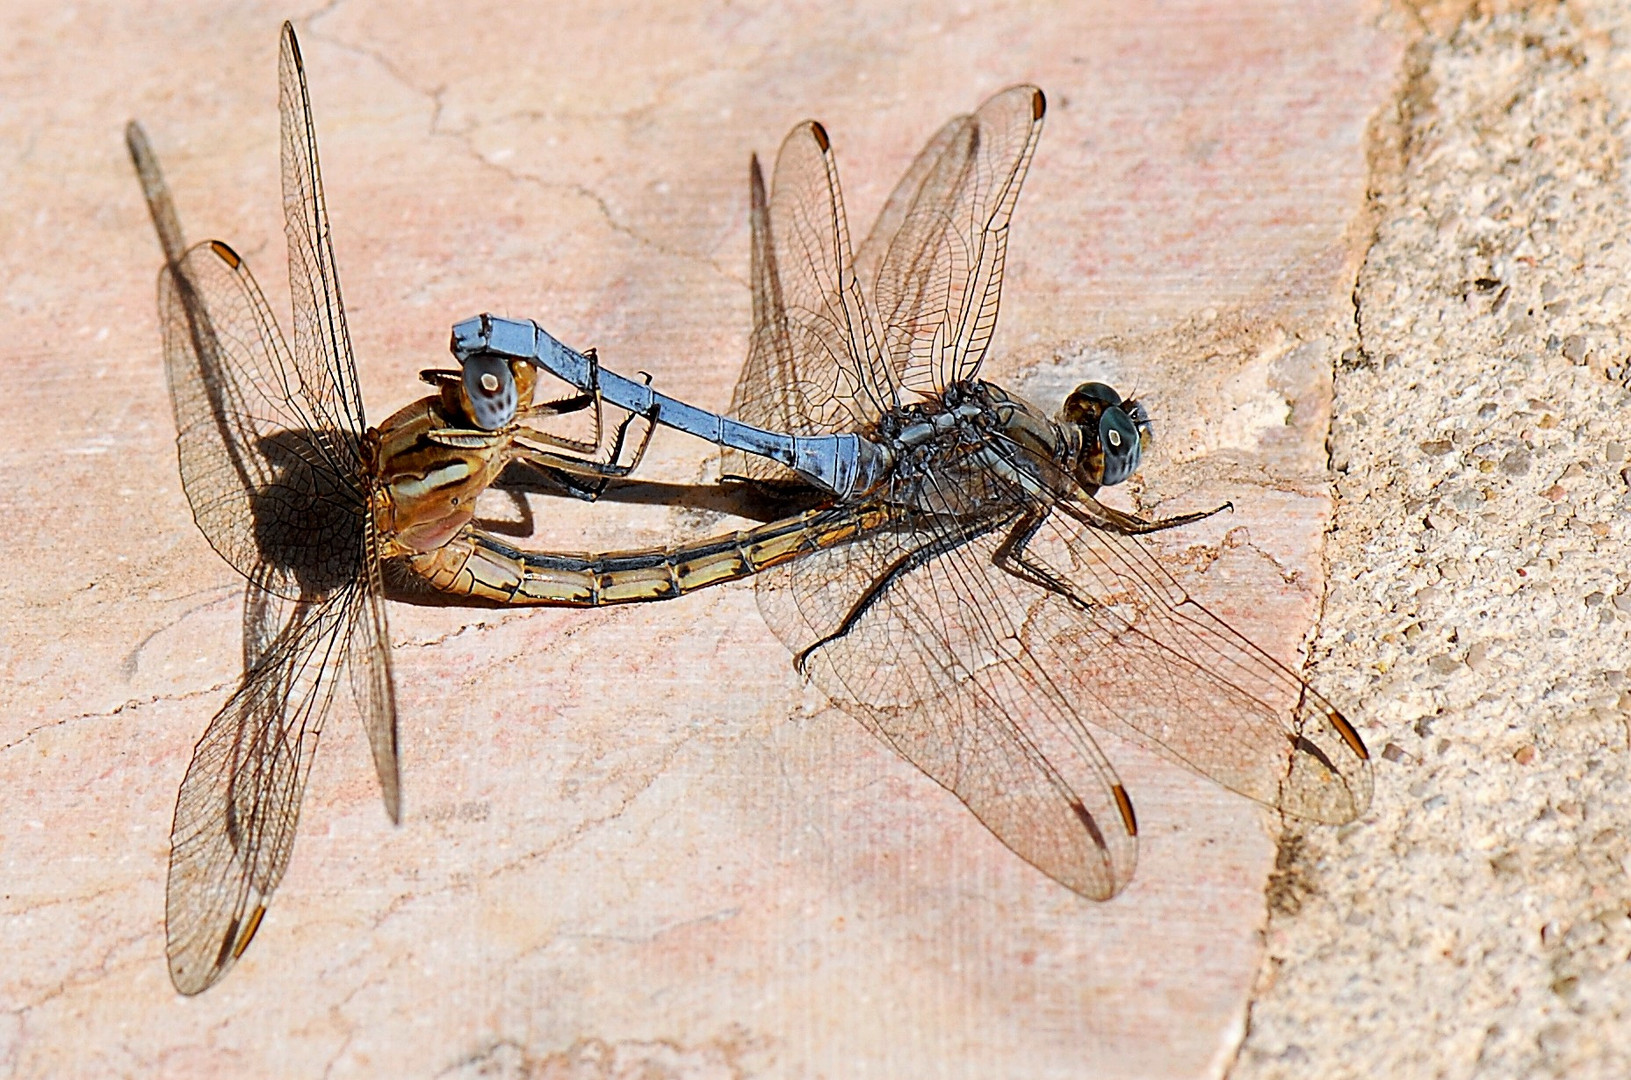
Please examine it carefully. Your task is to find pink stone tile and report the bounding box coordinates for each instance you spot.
[0,3,1398,1076]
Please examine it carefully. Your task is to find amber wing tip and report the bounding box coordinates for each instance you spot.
[1111,784,1137,836]
[233,905,267,960]
[1330,708,1370,761]
[809,121,830,152]
[1032,87,1046,120]
[208,239,243,268]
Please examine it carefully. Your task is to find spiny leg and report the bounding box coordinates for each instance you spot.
[1064,494,1231,537]
[514,352,658,487]
[509,397,657,501]
[990,508,1097,612]
[791,514,1006,674]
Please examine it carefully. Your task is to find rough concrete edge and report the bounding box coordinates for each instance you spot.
[1218,0,1437,1074]
[1220,0,1611,1074]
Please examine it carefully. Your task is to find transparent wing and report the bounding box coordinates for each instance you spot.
[852,117,962,306]
[131,62,365,604]
[727,122,896,444]
[279,20,368,443]
[755,441,1369,898]
[1013,496,1373,823]
[165,583,360,995]
[158,241,366,601]
[282,21,400,819]
[870,86,1045,394]
[756,504,1139,900]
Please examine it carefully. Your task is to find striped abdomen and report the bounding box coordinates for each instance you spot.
[404,502,894,606]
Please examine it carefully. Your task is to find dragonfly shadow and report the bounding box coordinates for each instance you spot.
[246,429,369,599]
[496,463,825,523]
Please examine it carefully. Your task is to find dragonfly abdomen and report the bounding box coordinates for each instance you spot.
[403,502,895,606]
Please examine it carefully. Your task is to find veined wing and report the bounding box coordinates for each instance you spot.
[724,156,802,483]
[157,240,366,601]
[132,106,367,601]
[279,21,400,821]
[851,116,958,301]
[166,579,361,994]
[279,20,368,447]
[1013,494,1372,823]
[869,86,1044,395]
[756,503,1139,900]
[727,121,896,448]
[349,529,400,822]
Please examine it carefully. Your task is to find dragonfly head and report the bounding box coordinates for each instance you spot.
[1061,382,1151,488]
[455,353,539,430]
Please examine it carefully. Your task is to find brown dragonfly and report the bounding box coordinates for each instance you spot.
[129,22,657,994]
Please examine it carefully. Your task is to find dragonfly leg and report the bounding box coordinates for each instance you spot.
[512,351,658,491]
[992,508,1097,611]
[511,391,609,457]
[509,402,656,502]
[791,514,1007,673]
[1065,494,1232,536]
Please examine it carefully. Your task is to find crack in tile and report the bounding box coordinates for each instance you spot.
[302,20,738,287]
[0,683,230,755]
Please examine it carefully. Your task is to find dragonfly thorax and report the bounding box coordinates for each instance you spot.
[368,395,513,556]
[866,382,1061,514]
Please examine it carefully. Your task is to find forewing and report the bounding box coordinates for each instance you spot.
[756,509,1137,900]
[1014,498,1373,823]
[730,121,896,439]
[159,241,363,601]
[279,22,367,444]
[872,86,1044,394]
[165,584,358,994]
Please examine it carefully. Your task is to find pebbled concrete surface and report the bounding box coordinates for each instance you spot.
[1233,3,1631,1078]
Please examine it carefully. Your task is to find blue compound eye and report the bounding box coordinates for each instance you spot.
[461,353,518,430]
[1099,406,1143,486]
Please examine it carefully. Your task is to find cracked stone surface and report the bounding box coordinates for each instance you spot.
[0,1,1416,1077]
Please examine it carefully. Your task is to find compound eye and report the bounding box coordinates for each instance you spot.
[1073,381,1123,407]
[1061,381,1124,424]
[1098,406,1143,486]
[461,353,518,430]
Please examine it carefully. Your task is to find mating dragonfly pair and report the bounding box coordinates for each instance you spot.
[130,22,1372,995]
